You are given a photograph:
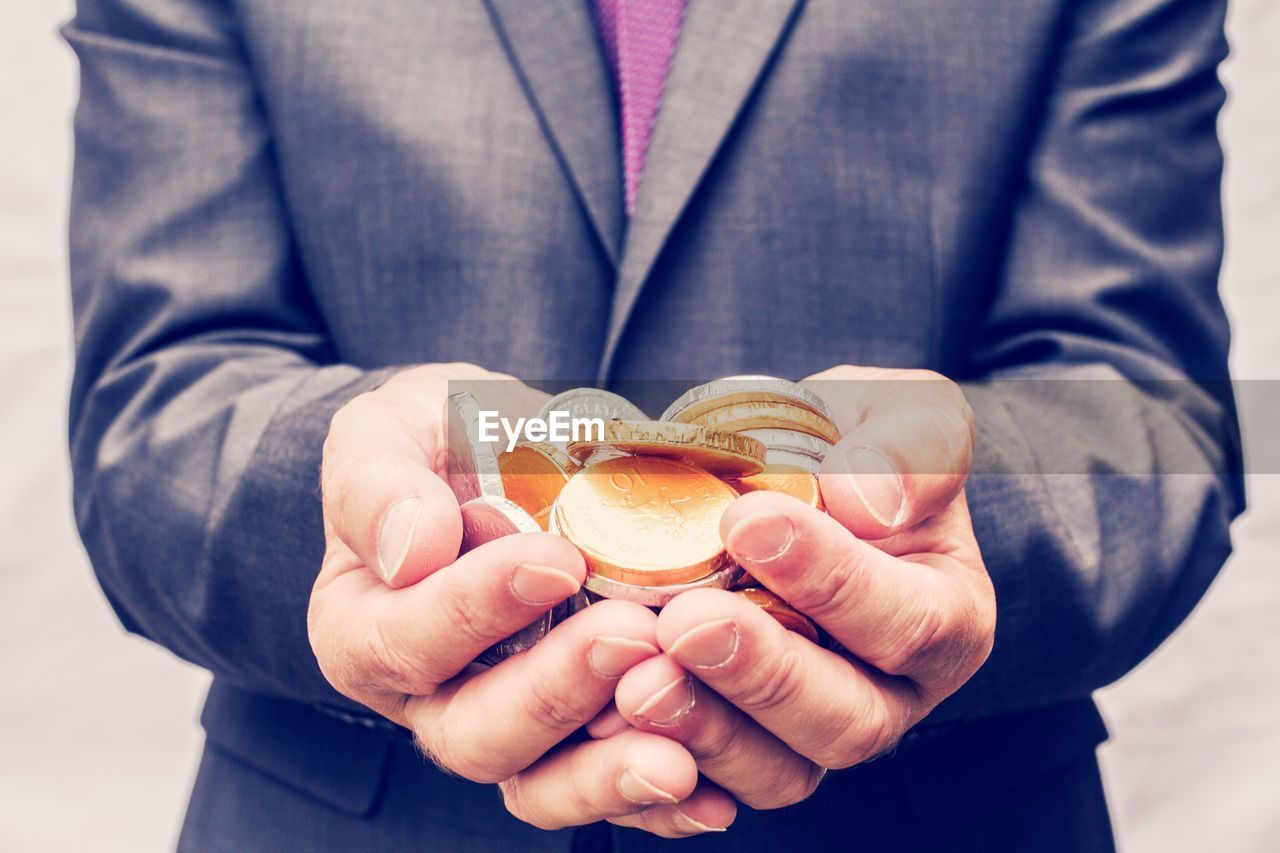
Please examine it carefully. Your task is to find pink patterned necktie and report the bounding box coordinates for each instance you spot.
[592,0,688,215]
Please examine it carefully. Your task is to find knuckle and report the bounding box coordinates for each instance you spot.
[974,593,997,661]
[325,393,381,456]
[454,755,510,785]
[901,370,971,433]
[821,702,903,769]
[438,583,506,649]
[498,778,560,830]
[501,757,599,831]
[876,596,949,677]
[320,451,377,525]
[413,726,455,775]
[522,676,594,734]
[364,619,439,694]
[692,707,747,766]
[802,762,827,799]
[786,546,868,623]
[734,641,806,716]
[877,580,996,684]
[497,778,526,818]
[315,643,364,703]
[745,759,824,810]
[424,725,508,784]
[950,590,997,683]
[306,597,353,695]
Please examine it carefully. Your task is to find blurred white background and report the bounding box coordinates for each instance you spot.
[1,2,1276,850]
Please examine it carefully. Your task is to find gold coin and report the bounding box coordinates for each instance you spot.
[671,400,841,445]
[499,442,577,529]
[735,587,821,644]
[566,420,765,478]
[730,468,825,510]
[553,456,738,586]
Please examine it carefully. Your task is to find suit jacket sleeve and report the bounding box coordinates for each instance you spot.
[65,0,398,708]
[933,0,1244,722]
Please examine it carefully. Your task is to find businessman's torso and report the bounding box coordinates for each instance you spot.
[183,2,1115,850]
[231,0,1061,390]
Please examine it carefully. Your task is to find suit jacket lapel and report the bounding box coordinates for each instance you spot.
[599,0,806,378]
[484,0,624,267]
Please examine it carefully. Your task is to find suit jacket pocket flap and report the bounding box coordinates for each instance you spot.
[200,682,394,817]
[899,699,1109,821]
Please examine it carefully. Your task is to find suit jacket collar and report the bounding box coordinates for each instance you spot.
[485,0,806,378]
[601,0,805,378]
[483,0,625,267]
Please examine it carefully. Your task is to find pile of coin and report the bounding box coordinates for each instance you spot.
[444,377,839,663]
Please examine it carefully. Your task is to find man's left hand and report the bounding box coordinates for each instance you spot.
[592,366,997,813]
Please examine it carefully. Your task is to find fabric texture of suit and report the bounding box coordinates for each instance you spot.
[64,0,1242,849]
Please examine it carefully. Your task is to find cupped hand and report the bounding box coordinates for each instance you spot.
[308,364,732,836]
[600,366,995,811]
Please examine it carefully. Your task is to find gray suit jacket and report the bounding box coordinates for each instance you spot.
[65,0,1241,850]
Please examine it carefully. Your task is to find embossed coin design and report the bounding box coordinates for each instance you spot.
[498,443,578,530]
[444,392,504,506]
[553,456,738,586]
[566,420,766,478]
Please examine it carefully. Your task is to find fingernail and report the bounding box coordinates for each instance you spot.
[618,768,680,805]
[841,447,904,527]
[633,676,696,727]
[510,563,581,605]
[673,811,727,834]
[377,497,422,581]
[589,636,660,679]
[667,619,739,669]
[730,512,794,564]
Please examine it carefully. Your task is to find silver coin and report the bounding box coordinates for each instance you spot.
[538,388,647,422]
[581,563,743,607]
[444,392,504,506]
[738,428,833,460]
[463,495,556,665]
[760,448,824,475]
[570,444,632,468]
[477,605,560,665]
[659,376,833,423]
[459,494,541,553]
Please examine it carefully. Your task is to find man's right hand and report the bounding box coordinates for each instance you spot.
[308,364,736,837]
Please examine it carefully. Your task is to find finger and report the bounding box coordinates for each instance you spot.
[587,704,632,740]
[322,387,462,587]
[721,491,994,692]
[614,654,823,809]
[311,532,586,711]
[803,367,973,536]
[656,588,920,769]
[406,599,659,782]
[498,729,699,830]
[608,780,737,838]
